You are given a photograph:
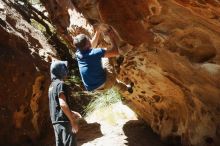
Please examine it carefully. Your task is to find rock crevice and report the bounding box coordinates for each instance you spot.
[40,0,220,145]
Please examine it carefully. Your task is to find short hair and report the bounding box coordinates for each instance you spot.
[73,34,90,50]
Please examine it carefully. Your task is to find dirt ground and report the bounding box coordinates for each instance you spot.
[76,102,171,146]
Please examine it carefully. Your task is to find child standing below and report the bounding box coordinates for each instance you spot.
[48,60,81,146]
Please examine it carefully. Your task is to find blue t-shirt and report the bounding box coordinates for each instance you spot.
[76,48,106,91]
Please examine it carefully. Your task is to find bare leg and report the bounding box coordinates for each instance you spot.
[100,58,133,93]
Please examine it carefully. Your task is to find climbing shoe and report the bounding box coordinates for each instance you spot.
[127,82,134,93]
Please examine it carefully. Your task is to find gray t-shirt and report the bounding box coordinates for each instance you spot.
[48,79,70,124]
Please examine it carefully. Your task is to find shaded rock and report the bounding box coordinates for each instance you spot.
[39,0,220,145]
[0,0,56,145]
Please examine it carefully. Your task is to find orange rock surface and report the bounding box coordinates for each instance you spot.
[5,0,219,145]
[41,0,220,145]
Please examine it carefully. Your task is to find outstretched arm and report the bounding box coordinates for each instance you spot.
[59,93,79,133]
[91,30,101,48]
[104,28,119,58]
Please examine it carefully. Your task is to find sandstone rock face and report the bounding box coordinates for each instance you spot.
[41,0,220,146]
[0,1,55,145]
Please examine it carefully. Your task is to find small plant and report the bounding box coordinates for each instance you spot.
[65,69,82,86]
[68,75,81,84]
[84,87,122,116]
[31,19,46,33]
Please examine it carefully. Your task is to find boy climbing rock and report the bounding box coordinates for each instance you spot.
[73,26,133,93]
[48,60,81,146]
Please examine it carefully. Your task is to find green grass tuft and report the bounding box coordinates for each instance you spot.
[84,87,122,116]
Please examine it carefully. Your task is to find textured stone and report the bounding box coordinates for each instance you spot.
[40,0,220,145]
[0,1,55,145]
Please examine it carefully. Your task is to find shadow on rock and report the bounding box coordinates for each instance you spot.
[123,120,172,146]
[77,119,103,145]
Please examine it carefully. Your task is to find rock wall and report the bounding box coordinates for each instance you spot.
[0,1,56,145]
[41,0,220,146]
